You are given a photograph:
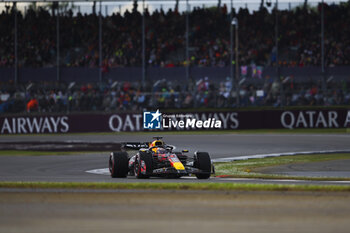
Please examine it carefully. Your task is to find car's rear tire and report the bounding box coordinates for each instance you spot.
[109,152,129,178]
[135,151,152,179]
[194,152,211,179]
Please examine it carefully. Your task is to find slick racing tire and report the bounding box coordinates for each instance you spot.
[109,152,129,178]
[194,152,211,179]
[134,151,152,179]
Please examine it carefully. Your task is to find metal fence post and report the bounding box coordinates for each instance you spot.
[99,0,102,82]
[56,2,60,82]
[275,0,283,106]
[234,18,239,107]
[142,0,145,86]
[230,0,233,90]
[14,2,18,85]
[185,0,189,83]
[321,0,326,97]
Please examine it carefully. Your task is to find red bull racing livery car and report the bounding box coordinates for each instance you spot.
[109,137,214,179]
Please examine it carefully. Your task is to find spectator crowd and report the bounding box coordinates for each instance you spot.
[0,2,349,68]
[1,78,349,114]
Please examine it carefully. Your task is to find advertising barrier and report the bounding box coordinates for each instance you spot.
[0,109,350,134]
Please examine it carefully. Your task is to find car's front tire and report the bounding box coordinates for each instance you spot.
[194,152,211,179]
[109,152,129,178]
[134,151,153,179]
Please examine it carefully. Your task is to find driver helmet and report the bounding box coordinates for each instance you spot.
[150,140,164,152]
[150,140,164,147]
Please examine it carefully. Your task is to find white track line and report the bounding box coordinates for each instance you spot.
[211,149,350,162]
[85,170,350,184]
[212,178,350,184]
[86,168,109,175]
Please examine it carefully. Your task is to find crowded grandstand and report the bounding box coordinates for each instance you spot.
[0,1,349,113]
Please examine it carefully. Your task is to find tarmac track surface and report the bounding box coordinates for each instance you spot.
[1,133,350,184]
[1,191,350,233]
[2,133,350,157]
[2,134,350,233]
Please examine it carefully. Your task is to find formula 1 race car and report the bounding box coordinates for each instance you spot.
[109,137,214,179]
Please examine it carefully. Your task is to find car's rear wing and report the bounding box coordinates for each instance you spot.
[121,142,149,150]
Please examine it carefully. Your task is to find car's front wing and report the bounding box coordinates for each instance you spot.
[152,166,212,175]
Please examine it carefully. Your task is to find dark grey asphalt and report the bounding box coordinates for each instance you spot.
[2,133,350,157]
[1,133,350,185]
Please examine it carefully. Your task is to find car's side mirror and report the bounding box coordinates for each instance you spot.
[182,149,189,153]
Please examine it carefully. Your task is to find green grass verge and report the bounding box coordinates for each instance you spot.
[214,153,350,181]
[0,181,349,192]
[1,128,349,137]
[0,150,97,156]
